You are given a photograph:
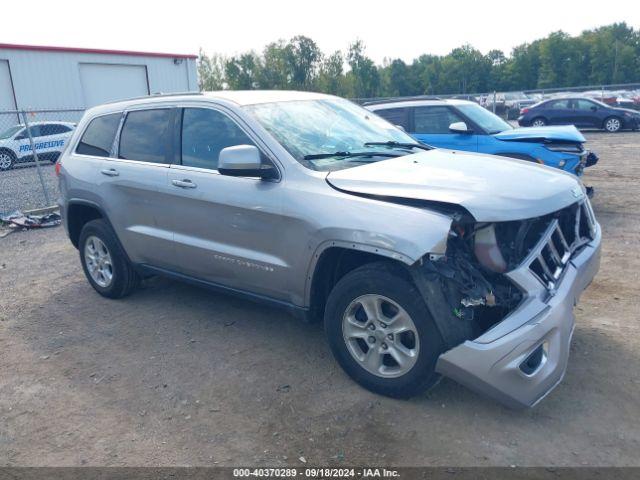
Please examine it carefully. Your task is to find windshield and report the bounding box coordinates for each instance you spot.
[245,98,417,171]
[0,125,23,139]
[456,103,513,134]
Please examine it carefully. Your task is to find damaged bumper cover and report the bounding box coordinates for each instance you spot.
[435,221,601,409]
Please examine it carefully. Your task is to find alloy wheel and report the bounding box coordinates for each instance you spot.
[0,153,13,170]
[342,294,420,378]
[605,118,621,132]
[84,235,114,288]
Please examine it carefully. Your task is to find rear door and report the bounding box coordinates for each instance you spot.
[98,107,177,268]
[544,99,573,125]
[36,124,73,160]
[165,106,287,300]
[411,105,478,151]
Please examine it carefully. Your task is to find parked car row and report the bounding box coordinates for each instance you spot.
[517,97,640,132]
[58,90,601,408]
[473,88,640,126]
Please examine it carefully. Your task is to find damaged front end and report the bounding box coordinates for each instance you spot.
[411,218,524,350]
[411,198,601,408]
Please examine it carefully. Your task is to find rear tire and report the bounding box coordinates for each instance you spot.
[531,117,547,127]
[324,262,445,399]
[603,116,622,133]
[79,219,139,299]
[0,149,16,171]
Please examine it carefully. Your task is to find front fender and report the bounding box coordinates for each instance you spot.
[301,205,453,306]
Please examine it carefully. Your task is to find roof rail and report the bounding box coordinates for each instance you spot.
[362,95,442,106]
[100,91,203,106]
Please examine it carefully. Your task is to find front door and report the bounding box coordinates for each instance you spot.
[165,106,288,301]
[571,99,601,128]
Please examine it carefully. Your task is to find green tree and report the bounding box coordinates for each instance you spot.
[197,49,225,91]
[286,35,322,89]
[346,40,380,98]
[225,53,261,90]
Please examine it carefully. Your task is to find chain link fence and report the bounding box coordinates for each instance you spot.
[0,108,83,215]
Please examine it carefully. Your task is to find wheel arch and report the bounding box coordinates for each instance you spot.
[306,243,417,323]
[66,200,105,248]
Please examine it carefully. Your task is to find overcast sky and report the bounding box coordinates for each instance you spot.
[3,0,639,63]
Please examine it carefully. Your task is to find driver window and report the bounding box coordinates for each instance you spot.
[575,100,596,110]
[181,108,256,170]
[413,106,464,134]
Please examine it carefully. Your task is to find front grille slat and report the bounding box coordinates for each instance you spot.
[537,253,556,280]
[527,199,596,291]
[546,235,564,266]
[554,225,571,253]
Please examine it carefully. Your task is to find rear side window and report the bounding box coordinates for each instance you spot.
[41,124,71,136]
[413,106,464,134]
[76,113,121,157]
[181,108,255,170]
[119,109,173,164]
[546,100,570,110]
[374,108,409,130]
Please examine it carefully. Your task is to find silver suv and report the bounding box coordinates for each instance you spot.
[58,91,601,408]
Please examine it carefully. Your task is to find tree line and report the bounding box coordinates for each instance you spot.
[197,23,640,98]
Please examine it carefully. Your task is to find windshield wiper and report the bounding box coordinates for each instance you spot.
[303,151,402,160]
[363,141,433,151]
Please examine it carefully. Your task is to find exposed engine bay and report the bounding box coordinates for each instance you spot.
[413,200,594,348]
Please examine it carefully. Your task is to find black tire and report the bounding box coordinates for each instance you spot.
[79,219,139,299]
[324,262,445,399]
[0,149,16,171]
[603,116,622,133]
[531,117,547,127]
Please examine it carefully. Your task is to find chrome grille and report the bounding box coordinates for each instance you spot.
[528,200,596,291]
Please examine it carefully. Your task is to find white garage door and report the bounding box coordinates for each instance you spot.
[0,60,17,110]
[79,63,149,108]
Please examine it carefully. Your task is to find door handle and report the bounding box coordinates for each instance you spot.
[172,179,197,189]
[100,168,119,177]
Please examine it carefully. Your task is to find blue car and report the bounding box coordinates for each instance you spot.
[365,99,598,177]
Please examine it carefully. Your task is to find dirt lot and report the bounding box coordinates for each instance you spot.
[1,132,639,467]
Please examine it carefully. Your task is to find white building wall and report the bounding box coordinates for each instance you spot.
[0,47,198,110]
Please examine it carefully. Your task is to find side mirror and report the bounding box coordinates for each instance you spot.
[590,106,597,112]
[395,124,406,132]
[449,122,472,134]
[218,145,278,179]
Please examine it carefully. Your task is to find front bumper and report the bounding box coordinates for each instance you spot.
[436,223,601,409]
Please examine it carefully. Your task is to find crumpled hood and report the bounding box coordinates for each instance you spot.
[494,125,585,143]
[326,149,584,222]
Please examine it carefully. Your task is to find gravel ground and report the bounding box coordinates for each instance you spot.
[0,132,639,467]
[0,162,59,214]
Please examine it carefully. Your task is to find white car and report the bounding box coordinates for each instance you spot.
[0,121,76,171]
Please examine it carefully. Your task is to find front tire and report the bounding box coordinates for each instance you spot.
[604,116,622,133]
[0,150,16,171]
[79,219,139,298]
[324,262,445,399]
